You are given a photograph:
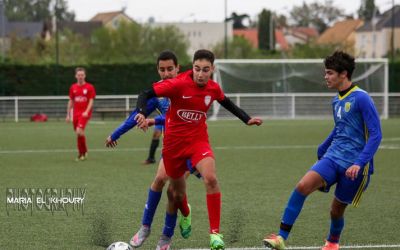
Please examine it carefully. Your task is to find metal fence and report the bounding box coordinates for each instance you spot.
[1,93,399,122]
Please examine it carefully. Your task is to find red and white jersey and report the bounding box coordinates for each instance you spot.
[69,82,96,116]
[153,70,225,147]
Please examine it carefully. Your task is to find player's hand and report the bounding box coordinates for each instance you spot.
[247,117,263,126]
[345,165,361,181]
[65,115,71,123]
[105,136,117,148]
[82,111,89,118]
[134,113,146,127]
[146,118,155,127]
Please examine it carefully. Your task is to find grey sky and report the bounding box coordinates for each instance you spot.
[66,0,399,23]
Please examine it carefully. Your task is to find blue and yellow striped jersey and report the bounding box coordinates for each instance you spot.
[318,86,382,173]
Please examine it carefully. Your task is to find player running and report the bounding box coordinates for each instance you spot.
[263,51,382,250]
[134,49,263,250]
[105,50,195,247]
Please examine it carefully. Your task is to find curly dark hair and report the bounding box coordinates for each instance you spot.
[324,51,355,80]
[193,49,215,64]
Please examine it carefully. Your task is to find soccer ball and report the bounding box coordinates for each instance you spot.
[106,241,133,250]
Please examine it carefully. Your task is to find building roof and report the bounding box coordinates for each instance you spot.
[233,28,258,48]
[291,27,319,38]
[317,19,364,44]
[275,29,289,50]
[357,5,400,32]
[58,21,102,37]
[90,11,133,24]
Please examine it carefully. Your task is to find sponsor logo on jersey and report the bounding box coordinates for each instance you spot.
[177,109,206,122]
[74,96,88,102]
[345,102,351,112]
[204,95,211,106]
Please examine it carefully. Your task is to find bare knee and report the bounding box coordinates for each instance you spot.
[203,174,219,192]
[152,175,167,191]
[295,180,313,196]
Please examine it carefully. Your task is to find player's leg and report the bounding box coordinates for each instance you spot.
[195,156,224,250]
[130,159,168,247]
[143,127,162,164]
[157,176,186,250]
[74,116,89,161]
[264,159,336,250]
[322,198,346,250]
[322,165,371,250]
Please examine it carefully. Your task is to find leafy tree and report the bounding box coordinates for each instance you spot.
[4,0,75,22]
[289,43,341,59]
[358,0,379,21]
[290,1,345,33]
[226,12,250,29]
[140,25,190,63]
[213,36,256,59]
[258,9,275,51]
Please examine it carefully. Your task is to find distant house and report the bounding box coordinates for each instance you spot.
[317,19,364,52]
[356,5,400,58]
[90,10,135,29]
[151,21,233,56]
[233,28,290,51]
[58,21,102,38]
[284,27,319,47]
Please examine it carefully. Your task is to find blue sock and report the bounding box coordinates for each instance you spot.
[327,217,344,243]
[141,189,162,227]
[279,189,307,240]
[162,212,177,238]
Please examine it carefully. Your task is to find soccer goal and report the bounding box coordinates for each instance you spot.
[212,58,389,120]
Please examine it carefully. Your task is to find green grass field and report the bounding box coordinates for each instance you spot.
[0,119,399,250]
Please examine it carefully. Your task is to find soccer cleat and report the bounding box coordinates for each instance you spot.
[76,153,88,161]
[129,225,150,248]
[210,233,224,250]
[321,240,339,250]
[156,234,171,250]
[142,158,156,165]
[263,233,285,250]
[179,204,192,238]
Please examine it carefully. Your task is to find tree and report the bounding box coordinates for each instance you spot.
[140,25,190,63]
[258,9,275,51]
[227,12,250,29]
[213,36,256,59]
[290,1,345,33]
[4,0,75,22]
[358,0,379,21]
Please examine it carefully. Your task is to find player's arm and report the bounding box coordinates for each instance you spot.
[66,99,73,122]
[353,94,383,168]
[218,95,262,126]
[82,98,94,117]
[346,94,382,180]
[106,99,159,147]
[317,128,336,160]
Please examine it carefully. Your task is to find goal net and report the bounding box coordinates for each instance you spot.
[212,58,388,119]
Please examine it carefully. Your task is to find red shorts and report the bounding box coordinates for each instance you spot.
[162,140,214,179]
[73,116,90,130]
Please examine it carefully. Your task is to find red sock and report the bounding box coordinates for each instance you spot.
[178,194,190,217]
[77,135,87,155]
[206,192,221,233]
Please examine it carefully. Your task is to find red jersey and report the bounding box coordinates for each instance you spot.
[153,70,225,148]
[69,82,96,116]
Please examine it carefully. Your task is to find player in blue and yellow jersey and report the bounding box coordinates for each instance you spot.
[105,51,196,248]
[263,51,382,250]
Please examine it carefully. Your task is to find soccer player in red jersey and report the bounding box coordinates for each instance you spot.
[135,49,262,250]
[66,67,96,161]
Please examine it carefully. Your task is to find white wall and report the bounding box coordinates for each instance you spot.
[151,21,233,55]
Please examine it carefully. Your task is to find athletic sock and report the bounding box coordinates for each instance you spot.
[279,189,307,240]
[207,192,221,233]
[327,217,344,243]
[142,189,162,227]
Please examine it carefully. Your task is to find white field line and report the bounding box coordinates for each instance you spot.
[182,244,400,249]
[0,144,399,154]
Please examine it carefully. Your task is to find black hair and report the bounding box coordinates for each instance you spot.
[324,51,355,80]
[157,50,178,66]
[193,49,215,64]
